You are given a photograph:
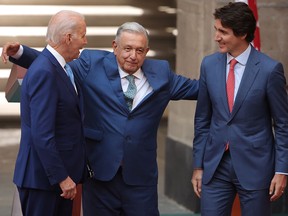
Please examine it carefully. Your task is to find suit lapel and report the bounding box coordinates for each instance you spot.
[42,48,79,102]
[141,61,161,92]
[217,54,231,115]
[230,48,260,119]
[103,56,166,112]
[132,60,165,110]
[58,65,79,98]
[104,53,128,110]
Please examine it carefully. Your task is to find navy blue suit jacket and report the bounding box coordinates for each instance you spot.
[11,47,198,186]
[13,48,86,191]
[193,46,288,190]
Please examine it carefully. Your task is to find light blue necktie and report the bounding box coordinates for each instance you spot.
[124,75,137,110]
[65,64,77,92]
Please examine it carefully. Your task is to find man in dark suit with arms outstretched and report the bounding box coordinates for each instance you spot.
[2,22,198,215]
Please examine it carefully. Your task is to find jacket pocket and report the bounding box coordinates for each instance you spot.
[84,127,103,141]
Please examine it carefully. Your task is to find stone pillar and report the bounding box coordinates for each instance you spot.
[258,0,288,80]
[165,0,288,213]
[165,0,217,212]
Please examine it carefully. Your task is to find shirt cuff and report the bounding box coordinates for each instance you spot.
[11,45,23,59]
[275,172,288,175]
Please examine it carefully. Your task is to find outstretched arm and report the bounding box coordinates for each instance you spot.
[1,42,21,63]
[1,42,40,68]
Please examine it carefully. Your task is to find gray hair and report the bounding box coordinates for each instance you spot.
[46,10,85,45]
[115,22,149,47]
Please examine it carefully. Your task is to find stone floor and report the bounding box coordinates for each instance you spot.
[0,120,195,216]
[1,121,287,216]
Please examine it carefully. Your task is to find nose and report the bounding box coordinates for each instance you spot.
[83,36,88,45]
[214,31,220,42]
[129,49,137,59]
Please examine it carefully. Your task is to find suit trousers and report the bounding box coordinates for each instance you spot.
[82,167,159,216]
[17,187,73,216]
[201,151,271,216]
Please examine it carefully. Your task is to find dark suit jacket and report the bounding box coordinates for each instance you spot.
[11,47,199,186]
[193,46,288,190]
[13,48,86,191]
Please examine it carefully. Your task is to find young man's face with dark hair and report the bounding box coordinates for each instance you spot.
[214,19,249,57]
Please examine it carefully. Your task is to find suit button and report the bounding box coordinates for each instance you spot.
[126,136,131,142]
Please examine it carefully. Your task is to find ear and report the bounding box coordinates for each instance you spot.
[240,33,247,41]
[145,47,150,55]
[65,33,72,44]
[112,40,117,53]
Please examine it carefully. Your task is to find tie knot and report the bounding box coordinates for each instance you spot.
[126,75,135,83]
[230,59,238,69]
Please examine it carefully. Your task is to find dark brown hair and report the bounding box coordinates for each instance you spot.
[213,2,256,43]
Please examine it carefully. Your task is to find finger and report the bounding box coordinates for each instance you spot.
[192,179,201,198]
[69,190,77,200]
[194,188,200,198]
[1,53,8,63]
[270,189,284,202]
[270,193,280,202]
[60,191,69,198]
[70,192,77,200]
[197,180,202,197]
[192,183,198,196]
[62,187,77,199]
[70,188,77,200]
[61,191,73,200]
[269,182,275,195]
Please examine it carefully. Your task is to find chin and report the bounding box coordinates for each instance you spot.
[125,66,137,73]
[218,47,228,53]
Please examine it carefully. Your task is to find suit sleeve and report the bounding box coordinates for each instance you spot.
[168,62,199,100]
[9,45,40,69]
[267,62,288,173]
[192,57,212,169]
[68,49,92,85]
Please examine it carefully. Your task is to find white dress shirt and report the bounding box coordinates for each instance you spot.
[226,44,251,102]
[119,67,153,110]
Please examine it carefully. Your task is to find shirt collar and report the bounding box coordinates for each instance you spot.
[46,44,66,68]
[119,66,143,80]
[226,44,251,66]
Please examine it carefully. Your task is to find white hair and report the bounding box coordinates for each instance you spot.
[46,10,85,45]
[115,22,149,47]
